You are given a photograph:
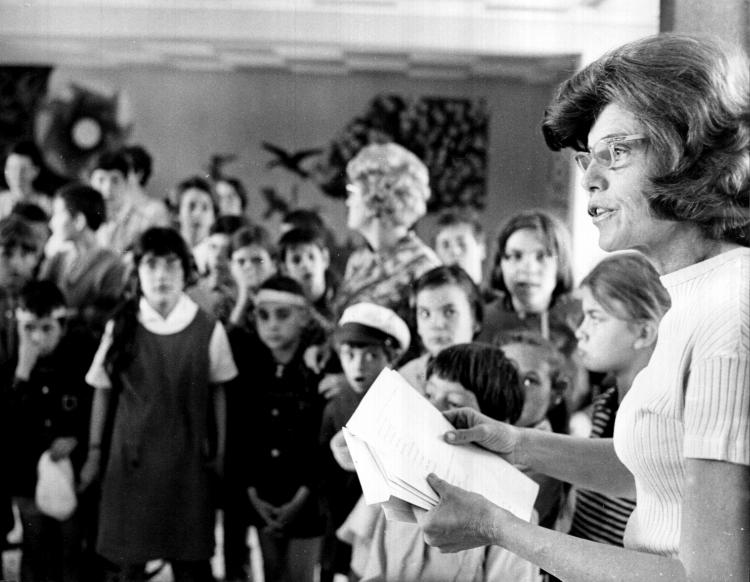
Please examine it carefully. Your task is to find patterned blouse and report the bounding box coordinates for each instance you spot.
[334,232,440,324]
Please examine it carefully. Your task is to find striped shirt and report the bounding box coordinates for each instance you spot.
[569,386,635,546]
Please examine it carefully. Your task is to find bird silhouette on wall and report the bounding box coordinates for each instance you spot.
[259,186,291,219]
[205,153,237,181]
[261,141,323,180]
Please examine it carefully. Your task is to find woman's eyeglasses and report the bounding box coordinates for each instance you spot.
[573,134,647,172]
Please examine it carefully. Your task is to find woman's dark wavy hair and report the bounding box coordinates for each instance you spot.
[489,210,574,309]
[542,33,750,245]
[412,264,484,333]
[104,227,194,377]
[426,342,523,424]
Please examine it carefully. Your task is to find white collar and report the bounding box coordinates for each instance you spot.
[138,293,198,335]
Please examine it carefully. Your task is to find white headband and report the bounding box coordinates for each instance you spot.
[254,289,307,308]
[15,307,68,322]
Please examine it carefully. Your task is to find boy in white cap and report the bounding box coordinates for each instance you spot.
[318,302,410,582]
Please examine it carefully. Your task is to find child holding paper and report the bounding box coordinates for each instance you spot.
[318,303,411,582]
[357,342,540,581]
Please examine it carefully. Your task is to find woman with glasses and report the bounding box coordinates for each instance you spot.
[418,34,749,582]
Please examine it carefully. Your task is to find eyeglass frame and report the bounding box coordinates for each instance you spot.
[573,134,648,172]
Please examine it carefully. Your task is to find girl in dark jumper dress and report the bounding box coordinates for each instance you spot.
[79,227,237,582]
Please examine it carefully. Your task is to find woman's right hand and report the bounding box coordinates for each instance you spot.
[442,407,523,466]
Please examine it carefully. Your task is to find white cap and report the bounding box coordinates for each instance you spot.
[336,302,411,353]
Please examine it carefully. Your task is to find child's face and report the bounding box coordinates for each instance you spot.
[255,301,307,354]
[179,188,215,245]
[435,224,485,284]
[4,153,39,193]
[500,341,554,428]
[424,373,479,413]
[284,243,329,301]
[576,286,639,375]
[0,243,38,292]
[49,197,80,242]
[416,284,476,357]
[230,245,276,292]
[138,252,185,315]
[16,309,64,357]
[338,343,389,393]
[90,169,128,205]
[205,233,231,273]
[215,181,243,216]
[500,228,557,313]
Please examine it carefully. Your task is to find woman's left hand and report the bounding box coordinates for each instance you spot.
[419,473,505,553]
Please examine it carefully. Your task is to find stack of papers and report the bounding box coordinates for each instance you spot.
[343,368,539,523]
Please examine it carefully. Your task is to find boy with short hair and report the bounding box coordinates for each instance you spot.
[2,280,97,582]
[434,211,486,286]
[90,150,168,254]
[318,303,410,582]
[226,275,326,582]
[0,140,51,218]
[226,224,277,329]
[122,144,171,227]
[41,183,127,336]
[188,215,248,321]
[278,226,337,322]
[0,214,42,366]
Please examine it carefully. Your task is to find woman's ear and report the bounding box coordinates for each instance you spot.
[633,321,658,350]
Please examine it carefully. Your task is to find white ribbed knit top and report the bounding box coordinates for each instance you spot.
[613,247,750,557]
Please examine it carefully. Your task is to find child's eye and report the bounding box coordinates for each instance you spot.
[417,308,430,320]
[442,307,456,318]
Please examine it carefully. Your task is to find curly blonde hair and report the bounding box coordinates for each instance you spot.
[346,143,430,228]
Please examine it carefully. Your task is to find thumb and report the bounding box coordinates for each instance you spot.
[426,473,452,498]
[444,425,485,446]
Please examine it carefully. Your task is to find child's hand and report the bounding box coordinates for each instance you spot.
[15,327,42,381]
[318,373,347,400]
[330,430,355,471]
[49,437,78,461]
[248,487,281,529]
[77,451,101,493]
[304,343,330,374]
[274,496,305,529]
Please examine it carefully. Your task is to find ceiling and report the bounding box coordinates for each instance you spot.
[0,0,659,80]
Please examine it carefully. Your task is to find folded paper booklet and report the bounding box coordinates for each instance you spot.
[343,368,539,524]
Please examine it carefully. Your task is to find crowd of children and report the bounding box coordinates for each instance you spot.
[0,139,674,582]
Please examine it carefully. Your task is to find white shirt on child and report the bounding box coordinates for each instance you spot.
[86,293,238,389]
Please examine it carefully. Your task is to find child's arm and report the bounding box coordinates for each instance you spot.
[228,288,252,328]
[78,387,111,492]
[274,485,310,529]
[212,382,226,476]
